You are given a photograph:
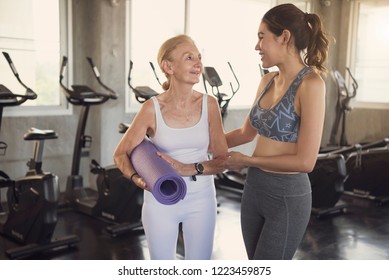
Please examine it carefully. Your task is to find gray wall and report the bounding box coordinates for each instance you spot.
[1,0,388,193]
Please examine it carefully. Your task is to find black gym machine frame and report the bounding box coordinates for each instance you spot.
[328,67,358,148]
[201,62,248,195]
[312,67,389,217]
[59,56,143,236]
[0,52,79,259]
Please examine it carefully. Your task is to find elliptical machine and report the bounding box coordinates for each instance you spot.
[328,67,358,148]
[59,56,143,236]
[202,62,240,119]
[89,60,160,236]
[128,60,159,103]
[0,52,79,259]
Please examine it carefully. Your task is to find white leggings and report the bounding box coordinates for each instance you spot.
[142,177,217,260]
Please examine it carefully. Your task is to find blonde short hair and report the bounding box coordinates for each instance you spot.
[157,34,196,90]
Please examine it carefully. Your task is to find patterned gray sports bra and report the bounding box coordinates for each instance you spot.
[249,67,312,143]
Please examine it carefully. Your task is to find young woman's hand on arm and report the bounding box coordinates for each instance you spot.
[224,74,268,170]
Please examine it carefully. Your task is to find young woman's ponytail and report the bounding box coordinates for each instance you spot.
[262,4,330,73]
[305,13,329,73]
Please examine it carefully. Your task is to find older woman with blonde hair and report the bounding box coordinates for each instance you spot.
[113,34,227,260]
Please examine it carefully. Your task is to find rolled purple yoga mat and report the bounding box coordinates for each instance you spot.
[130,138,187,205]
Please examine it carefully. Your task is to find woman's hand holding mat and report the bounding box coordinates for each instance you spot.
[130,138,187,205]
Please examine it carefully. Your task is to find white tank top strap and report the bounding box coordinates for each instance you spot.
[201,93,208,118]
[150,94,208,130]
[151,96,163,129]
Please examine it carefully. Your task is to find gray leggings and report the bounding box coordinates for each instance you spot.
[241,167,311,260]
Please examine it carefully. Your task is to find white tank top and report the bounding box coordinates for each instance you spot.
[150,94,209,165]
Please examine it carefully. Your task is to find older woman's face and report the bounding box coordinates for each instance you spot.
[169,42,203,85]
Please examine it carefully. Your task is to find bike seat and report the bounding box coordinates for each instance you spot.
[24,127,58,140]
[65,85,107,103]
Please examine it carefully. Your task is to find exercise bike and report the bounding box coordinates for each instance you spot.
[201,62,245,194]
[59,56,143,236]
[89,60,161,236]
[0,52,79,259]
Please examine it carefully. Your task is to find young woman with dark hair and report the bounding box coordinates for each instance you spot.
[225,3,330,260]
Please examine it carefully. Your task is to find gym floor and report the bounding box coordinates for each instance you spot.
[0,187,388,260]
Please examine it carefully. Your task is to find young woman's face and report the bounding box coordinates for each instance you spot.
[255,22,283,69]
[169,42,203,85]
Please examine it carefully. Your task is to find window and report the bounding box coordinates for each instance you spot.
[188,0,272,108]
[126,0,316,111]
[0,0,71,116]
[350,0,389,105]
[126,0,272,112]
[126,0,185,112]
[189,0,310,108]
